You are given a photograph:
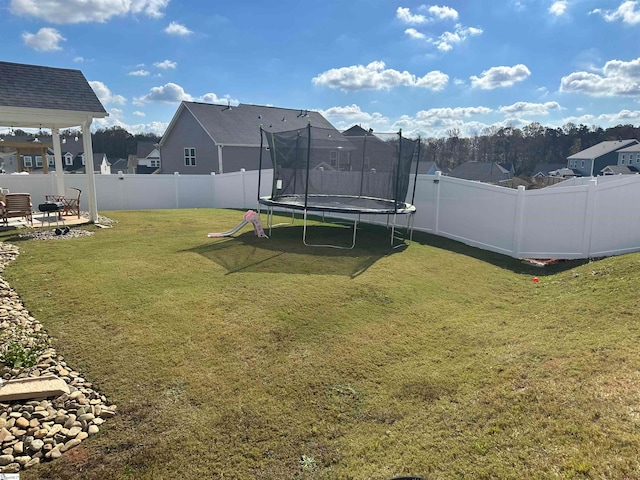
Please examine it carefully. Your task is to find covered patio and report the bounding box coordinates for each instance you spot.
[0,61,108,222]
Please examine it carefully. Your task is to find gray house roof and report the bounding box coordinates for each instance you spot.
[136,141,157,157]
[601,165,639,175]
[616,143,640,153]
[449,161,512,183]
[160,102,337,147]
[0,61,106,114]
[567,139,639,159]
[532,163,567,177]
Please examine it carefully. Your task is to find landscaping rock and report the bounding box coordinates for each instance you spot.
[0,241,117,471]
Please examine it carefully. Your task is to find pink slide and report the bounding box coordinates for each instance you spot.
[207,210,268,238]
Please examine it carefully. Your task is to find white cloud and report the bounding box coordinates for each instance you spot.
[562,109,640,127]
[93,114,168,136]
[164,21,193,36]
[591,1,640,24]
[499,101,561,116]
[560,57,640,96]
[312,61,449,91]
[396,7,427,24]
[89,81,127,105]
[134,83,238,105]
[128,70,150,76]
[22,27,65,51]
[405,28,426,40]
[549,1,568,16]
[427,5,459,20]
[10,0,169,24]
[133,111,145,117]
[416,106,493,122]
[154,60,177,69]
[470,64,531,89]
[137,83,193,104]
[73,56,84,63]
[200,93,239,105]
[433,24,482,51]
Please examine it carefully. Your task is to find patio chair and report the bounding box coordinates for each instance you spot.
[45,187,81,218]
[1,193,33,226]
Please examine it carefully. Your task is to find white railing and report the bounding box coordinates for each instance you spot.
[2,170,640,260]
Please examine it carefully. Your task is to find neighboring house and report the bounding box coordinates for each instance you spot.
[549,167,579,178]
[531,163,567,178]
[341,125,440,174]
[136,141,161,171]
[567,139,639,177]
[158,102,339,174]
[449,161,513,184]
[616,143,640,169]
[601,165,639,175]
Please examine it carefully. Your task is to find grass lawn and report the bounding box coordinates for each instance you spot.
[2,208,640,479]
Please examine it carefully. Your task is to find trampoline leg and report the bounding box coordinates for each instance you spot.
[302,210,358,249]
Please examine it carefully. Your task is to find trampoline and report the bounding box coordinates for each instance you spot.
[257,124,420,249]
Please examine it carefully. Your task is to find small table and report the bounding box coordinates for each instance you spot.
[38,202,65,228]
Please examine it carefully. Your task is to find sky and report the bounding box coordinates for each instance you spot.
[1,0,640,138]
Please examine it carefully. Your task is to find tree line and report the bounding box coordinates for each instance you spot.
[419,123,640,176]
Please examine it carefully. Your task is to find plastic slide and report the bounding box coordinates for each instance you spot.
[207,210,267,238]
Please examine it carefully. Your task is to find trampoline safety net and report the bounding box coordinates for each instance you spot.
[259,125,420,209]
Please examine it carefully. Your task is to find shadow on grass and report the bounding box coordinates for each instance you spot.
[183,222,406,277]
[410,230,591,276]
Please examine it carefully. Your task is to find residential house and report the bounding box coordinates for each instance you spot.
[566,139,639,177]
[158,102,338,174]
[135,141,161,173]
[615,143,640,169]
[449,161,513,185]
[601,165,639,175]
[531,163,567,178]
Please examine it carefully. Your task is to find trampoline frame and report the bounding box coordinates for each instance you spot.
[258,196,416,249]
[257,124,420,249]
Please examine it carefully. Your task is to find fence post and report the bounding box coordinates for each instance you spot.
[210,172,216,208]
[174,172,180,209]
[241,168,246,208]
[512,185,526,258]
[582,178,598,257]
[434,171,441,235]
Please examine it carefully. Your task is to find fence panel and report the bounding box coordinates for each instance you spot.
[3,171,640,260]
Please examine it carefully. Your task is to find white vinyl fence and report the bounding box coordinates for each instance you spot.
[2,170,640,260]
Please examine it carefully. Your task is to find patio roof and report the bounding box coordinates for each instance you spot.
[0,61,107,129]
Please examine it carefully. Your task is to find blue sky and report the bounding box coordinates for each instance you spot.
[2,0,640,138]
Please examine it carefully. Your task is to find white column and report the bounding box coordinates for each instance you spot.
[82,118,99,222]
[51,128,65,196]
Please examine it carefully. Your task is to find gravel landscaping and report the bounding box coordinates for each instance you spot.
[0,236,116,473]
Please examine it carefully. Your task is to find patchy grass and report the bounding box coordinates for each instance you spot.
[1,208,640,479]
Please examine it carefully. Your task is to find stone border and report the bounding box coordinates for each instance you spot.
[0,242,116,473]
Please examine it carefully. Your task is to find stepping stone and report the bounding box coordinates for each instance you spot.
[0,376,69,402]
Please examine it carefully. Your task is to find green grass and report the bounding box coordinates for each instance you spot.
[2,209,640,479]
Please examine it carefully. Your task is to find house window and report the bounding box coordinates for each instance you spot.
[184,148,196,166]
[622,154,626,161]
[23,156,32,168]
[48,156,54,166]
[35,156,42,167]
[64,154,73,166]
[330,151,337,167]
[636,154,640,163]
[81,154,86,166]
[581,160,585,168]
[150,159,160,168]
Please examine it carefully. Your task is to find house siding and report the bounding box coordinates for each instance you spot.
[160,108,220,174]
